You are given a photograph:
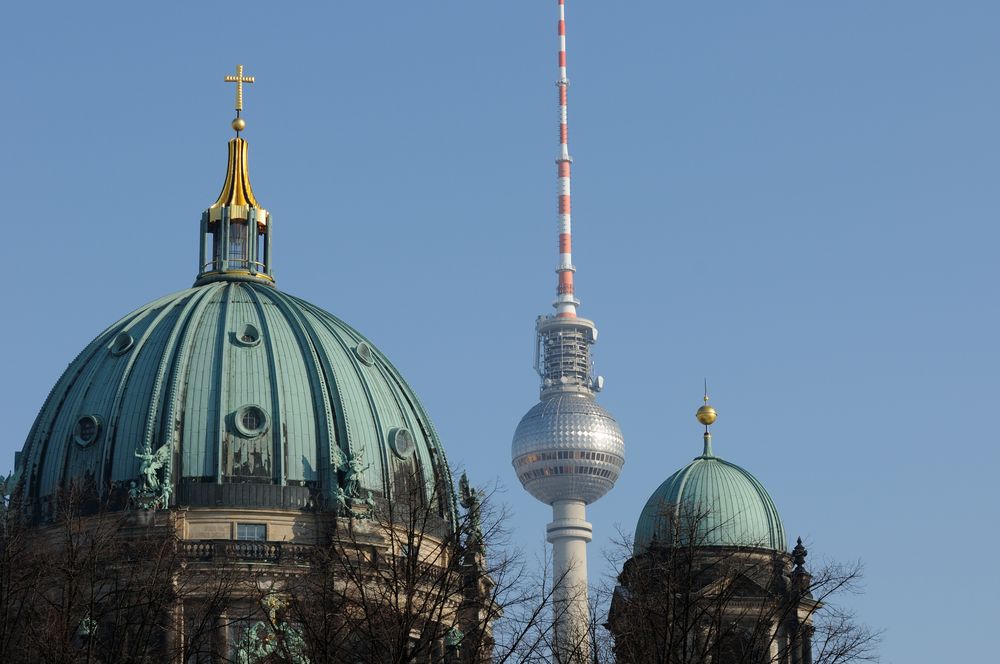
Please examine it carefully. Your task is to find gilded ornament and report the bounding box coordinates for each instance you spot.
[224,64,255,112]
[696,404,717,426]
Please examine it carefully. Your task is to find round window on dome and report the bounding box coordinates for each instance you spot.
[110,332,135,356]
[73,415,101,447]
[235,323,262,347]
[234,405,269,438]
[389,427,415,459]
[354,341,375,366]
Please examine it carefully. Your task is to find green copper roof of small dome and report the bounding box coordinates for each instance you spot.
[633,435,785,555]
[17,281,455,523]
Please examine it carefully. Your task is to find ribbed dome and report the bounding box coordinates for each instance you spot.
[633,442,785,555]
[17,281,454,523]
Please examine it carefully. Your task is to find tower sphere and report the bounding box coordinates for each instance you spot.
[512,393,625,505]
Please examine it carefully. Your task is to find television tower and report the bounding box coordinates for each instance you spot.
[511,1,625,659]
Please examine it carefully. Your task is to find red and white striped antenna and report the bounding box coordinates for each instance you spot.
[554,0,579,319]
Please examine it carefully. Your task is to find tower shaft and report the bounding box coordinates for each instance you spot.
[548,499,593,662]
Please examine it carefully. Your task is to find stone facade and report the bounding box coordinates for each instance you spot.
[608,542,817,664]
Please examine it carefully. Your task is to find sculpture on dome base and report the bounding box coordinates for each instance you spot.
[131,443,171,510]
[234,594,310,664]
[336,452,375,520]
[459,472,483,548]
[444,625,464,657]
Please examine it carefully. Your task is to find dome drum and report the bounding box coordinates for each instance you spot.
[175,482,313,511]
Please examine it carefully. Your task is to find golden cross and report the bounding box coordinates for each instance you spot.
[224,64,255,113]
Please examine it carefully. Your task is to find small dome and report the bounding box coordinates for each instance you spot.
[633,444,785,555]
[512,393,625,505]
[17,281,454,524]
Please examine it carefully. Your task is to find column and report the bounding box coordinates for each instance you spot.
[547,499,593,662]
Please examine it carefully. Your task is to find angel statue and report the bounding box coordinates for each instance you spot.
[334,486,349,515]
[459,472,483,545]
[135,444,170,493]
[340,454,370,500]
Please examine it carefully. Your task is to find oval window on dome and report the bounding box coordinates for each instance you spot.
[389,427,415,459]
[234,405,269,438]
[234,323,262,347]
[73,415,101,447]
[354,341,375,366]
[110,332,134,356]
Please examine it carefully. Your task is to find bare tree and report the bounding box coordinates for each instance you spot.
[599,504,880,664]
[235,471,573,664]
[0,483,254,664]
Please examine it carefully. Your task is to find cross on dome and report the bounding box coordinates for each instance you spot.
[224,64,255,112]
[224,64,255,134]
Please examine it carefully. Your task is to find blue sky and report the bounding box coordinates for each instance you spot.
[1,2,997,661]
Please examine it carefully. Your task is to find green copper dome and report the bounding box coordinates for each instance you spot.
[633,433,785,555]
[16,281,455,523]
[14,118,456,528]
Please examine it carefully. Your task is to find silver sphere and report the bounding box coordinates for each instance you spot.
[512,393,625,505]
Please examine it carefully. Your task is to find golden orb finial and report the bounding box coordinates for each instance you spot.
[696,381,717,426]
[696,404,718,426]
[232,117,247,132]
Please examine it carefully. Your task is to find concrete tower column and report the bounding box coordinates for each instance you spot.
[547,499,593,661]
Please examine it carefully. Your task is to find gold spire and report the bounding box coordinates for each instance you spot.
[210,138,261,212]
[196,64,272,287]
[209,65,264,222]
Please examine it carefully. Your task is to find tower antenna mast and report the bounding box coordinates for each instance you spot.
[554,0,578,319]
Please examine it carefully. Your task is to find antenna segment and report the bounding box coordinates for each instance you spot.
[554,0,579,319]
